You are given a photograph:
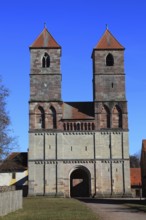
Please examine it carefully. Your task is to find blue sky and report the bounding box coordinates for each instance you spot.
[0,0,146,155]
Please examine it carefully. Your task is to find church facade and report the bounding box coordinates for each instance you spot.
[28,27,131,197]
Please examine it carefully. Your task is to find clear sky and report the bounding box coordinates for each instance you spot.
[0,0,146,155]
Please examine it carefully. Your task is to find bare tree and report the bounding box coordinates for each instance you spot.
[130,153,140,168]
[0,77,17,159]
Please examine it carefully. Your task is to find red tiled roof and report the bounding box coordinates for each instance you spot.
[94,29,124,50]
[0,152,27,172]
[7,152,20,160]
[30,28,61,49]
[130,168,142,186]
[63,102,94,120]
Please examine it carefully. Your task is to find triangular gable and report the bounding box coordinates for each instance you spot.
[30,28,61,49]
[95,29,124,50]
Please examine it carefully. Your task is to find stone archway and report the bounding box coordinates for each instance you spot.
[70,167,90,197]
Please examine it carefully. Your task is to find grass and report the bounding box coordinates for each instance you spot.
[0,197,99,220]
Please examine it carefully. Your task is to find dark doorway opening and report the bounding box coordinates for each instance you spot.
[70,168,90,197]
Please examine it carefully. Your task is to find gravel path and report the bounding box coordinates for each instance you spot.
[80,198,146,220]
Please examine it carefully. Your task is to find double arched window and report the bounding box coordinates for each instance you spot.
[100,104,122,129]
[106,53,114,66]
[35,105,57,129]
[42,52,50,68]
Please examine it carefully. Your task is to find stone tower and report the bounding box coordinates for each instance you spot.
[92,28,128,130]
[29,28,63,195]
[28,27,131,197]
[91,28,130,196]
[29,27,63,130]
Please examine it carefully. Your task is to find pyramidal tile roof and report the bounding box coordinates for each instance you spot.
[30,27,61,49]
[95,28,124,50]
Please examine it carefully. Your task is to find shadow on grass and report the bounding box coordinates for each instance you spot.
[77,198,146,213]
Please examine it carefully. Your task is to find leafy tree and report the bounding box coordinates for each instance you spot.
[0,77,16,159]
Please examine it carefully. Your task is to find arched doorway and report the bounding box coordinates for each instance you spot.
[70,167,90,197]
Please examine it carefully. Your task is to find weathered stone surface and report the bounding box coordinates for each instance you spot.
[28,28,131,197]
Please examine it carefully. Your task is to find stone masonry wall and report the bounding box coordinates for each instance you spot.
[28,131,131,197]
[30,48,61,102]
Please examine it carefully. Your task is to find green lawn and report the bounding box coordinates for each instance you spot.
[0,197,99,220]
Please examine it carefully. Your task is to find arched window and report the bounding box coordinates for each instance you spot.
[42,53,50,68]
[106,53,114,66]
[112,105,122,128]
[36,106,45,129]
[100,105,110,128]
[50,106,56,129]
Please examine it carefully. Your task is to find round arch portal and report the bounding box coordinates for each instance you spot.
[70,166,90,197]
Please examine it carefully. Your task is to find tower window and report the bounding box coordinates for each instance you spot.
[106,53,114,66]
[50,106,57,129]
[42,53,50,68]
[112,105,122,128]
[100,105,110,128]
[35,106,45,129]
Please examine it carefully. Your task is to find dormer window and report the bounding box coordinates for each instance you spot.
[106,53,114,66]
[42,53,50,68]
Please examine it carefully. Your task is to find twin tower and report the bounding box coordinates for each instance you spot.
[28,27,131,197]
